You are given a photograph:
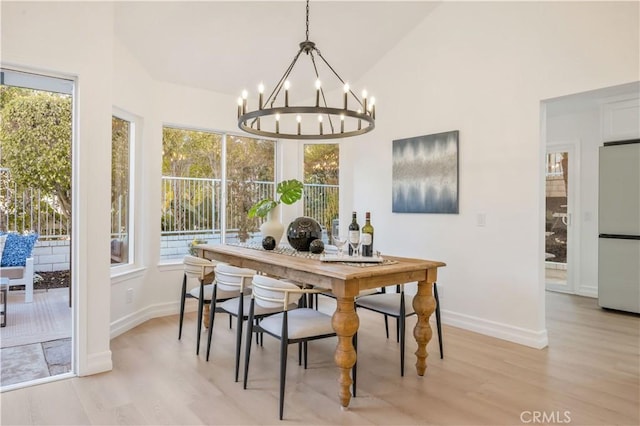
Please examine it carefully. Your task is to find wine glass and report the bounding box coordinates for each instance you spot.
[332,234,348,257]
[348,233,361,258]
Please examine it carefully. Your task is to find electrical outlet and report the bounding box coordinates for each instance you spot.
[126,288,133,303]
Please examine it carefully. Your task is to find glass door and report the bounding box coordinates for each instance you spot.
[0,68,74,388]
[545,144,576,293]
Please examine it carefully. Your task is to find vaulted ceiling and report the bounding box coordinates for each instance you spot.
[114,1,440,96]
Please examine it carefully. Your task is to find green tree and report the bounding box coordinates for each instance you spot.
[0,87,72,219]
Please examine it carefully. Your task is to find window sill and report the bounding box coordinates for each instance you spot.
[110,266,146,285]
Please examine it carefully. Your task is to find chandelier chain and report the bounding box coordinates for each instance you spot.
[305,0,310,42]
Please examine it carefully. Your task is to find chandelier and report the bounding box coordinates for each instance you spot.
[237,0,375,140]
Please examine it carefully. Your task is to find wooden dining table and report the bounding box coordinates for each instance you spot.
[197,243,446,409]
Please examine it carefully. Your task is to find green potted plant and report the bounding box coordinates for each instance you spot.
[249,179,303,243]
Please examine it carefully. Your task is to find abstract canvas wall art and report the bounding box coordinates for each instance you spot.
[392,130,459,214]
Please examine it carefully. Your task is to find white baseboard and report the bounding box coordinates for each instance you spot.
[110,301,187,339]
[576,286,598,298]
[442,309,549,349]
[80,350,113,376]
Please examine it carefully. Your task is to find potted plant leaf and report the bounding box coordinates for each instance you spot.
[248,179,303,244]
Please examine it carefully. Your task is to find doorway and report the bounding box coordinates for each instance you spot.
[0,68,74,389]
[545,142,578,293]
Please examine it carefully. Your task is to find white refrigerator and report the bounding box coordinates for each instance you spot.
[598,140,640,313]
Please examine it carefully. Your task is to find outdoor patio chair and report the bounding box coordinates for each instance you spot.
[0,232,38,303]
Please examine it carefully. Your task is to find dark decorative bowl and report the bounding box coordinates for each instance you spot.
[287,217,322,251]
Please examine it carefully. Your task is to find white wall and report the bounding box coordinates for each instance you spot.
[2,2,114,375]
[344,1,639,347]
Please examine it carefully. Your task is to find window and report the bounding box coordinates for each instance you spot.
[111,115,133,266]
[160,127,276,260]
[303,143,339,237]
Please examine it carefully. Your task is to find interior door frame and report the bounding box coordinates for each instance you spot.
[545,140,581,294]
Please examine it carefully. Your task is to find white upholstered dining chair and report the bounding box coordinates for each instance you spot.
[242,274,353,420]
[178,255,239,354]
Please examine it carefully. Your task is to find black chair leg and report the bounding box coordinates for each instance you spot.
[298,342,302,366]
[279,321,289,420]
[178,273,187,340]
[234,304,244,382]
[196,281,204,355]
[303,341,308,369]
[399,290,406,376]
[396,318,400,343]
[206,286,219,361]
[384,315,389,339]
[434,282,443,359]
[243,302,256,390]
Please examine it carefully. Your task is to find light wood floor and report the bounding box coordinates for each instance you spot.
[1,292,638,425]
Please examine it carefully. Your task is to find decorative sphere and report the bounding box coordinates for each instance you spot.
[286,217,322,251]
[309,239,325,254]
[262,236,276,250]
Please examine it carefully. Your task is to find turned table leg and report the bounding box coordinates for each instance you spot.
[413,280,436,375]
[332,296,359,408]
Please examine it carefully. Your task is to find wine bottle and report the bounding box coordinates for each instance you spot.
[361,212,374,257]
[348,211,360,256]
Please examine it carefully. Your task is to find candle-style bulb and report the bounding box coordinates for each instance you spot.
[318,115,323,122]
[296,114,302,135]
[237,97,243,106]
[315,79,321,107]
[275,113,280,133]
[318,114,323,135]
[340,114,345,133]
[258,83,264,109]
[284,80,290,107]
[275,113,281,121]
[362,90,368,115]
[242,90,248,99]
[343,83,349,110]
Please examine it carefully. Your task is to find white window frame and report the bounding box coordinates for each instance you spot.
[111,107,142,275]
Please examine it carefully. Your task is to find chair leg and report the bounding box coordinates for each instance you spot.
[206,286,219,361]
[384,315,389,339]
[243,301,256,390]
[303,341,308,369]
[434,282,443,359]
[196,280,204,355]
[396,318,400,343]
[298,342,302,366]
[234,295,244,382]
[178,273,187,340]
[229,314,232,329]
[399,291,406,377]
[400,315,406,377]
[279,315,289,421]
